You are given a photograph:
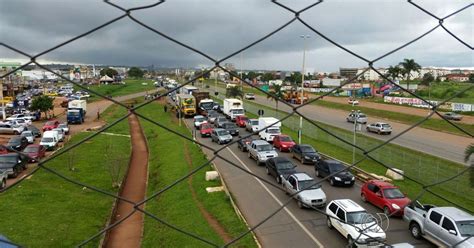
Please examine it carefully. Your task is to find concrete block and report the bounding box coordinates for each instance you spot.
[206,186,224,193]
[205,171,219,181]
[386,168,404,181]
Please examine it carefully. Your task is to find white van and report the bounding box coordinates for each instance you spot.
[40,130,59,150]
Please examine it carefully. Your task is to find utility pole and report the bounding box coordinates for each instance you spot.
[298,35,310,144]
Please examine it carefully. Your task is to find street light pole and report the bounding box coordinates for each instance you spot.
[298,35,310,144]
[352,109,360,165]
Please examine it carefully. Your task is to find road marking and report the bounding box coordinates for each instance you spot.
[226,147,324,248]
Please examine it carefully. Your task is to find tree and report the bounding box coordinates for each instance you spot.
[226,86,243,99]
[266,84,285,118]
[30,95,54,120]
[100,67,118,78]
[385,65,402,81]
[399,59,421,92]
[128,67,144,78]
[469,74,474,83]
[420,73,434,86]
[289,72,302,86]
[261,72,274,82]
[465,144,474,163]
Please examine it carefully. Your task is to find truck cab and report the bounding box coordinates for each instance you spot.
[176,94,196,117]
[258,117,281,142]
[223,99,244,121]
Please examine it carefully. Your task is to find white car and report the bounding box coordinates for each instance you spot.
[20,131,35,144]
[6,119,30,127]
[348,98,359,105]
[244,93,256,100]
[193,115,207,129]
[282,172,327,208]
[326,199,386,247]
[53,128,65,142]
[366,122,392,135]
[58,123,69,135]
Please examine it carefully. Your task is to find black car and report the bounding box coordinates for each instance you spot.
[265,157,297,184]
[6,136,29,151]
[291,144,321,164]
[237,136,253,152]
[0,153,27,178]
[222,122,239,136]
[315,160,355,186]
[26,125,41,137]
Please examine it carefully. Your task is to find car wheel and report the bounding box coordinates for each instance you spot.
[279,146,283,152]
[266,166,270,175]
[297,199,304,209]
[327,217,333,229]
[330,178,335,186]
[1,179,6,190]
[283,184,288,195]
[410,222,422,239]
[14,131,19,135]
[315,169,320,177]
[378,130,381,135]
[12,169,19,178]
[388,132,392,135]
[361,193,367,202]
[366,127,369,132]
[276,175,281,184]
[347,236,356,248]
[383,206,391,216]
[248,152,251,158]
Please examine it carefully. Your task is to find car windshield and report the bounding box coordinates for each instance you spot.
[346,211,373,224]
[328,162,346,172]
[201,124,211,129]
[246,93,254,96]
[280,136,292,142]
[217,130,230,136]
[301,146,316,153]
[22,132,32,137]
[232,109,244,115]
[275,161,295,170]
[267,128,279,134]
[201,102,214,110]
[257,144,273,152]
[59,124,67,128]
[45,121,56,125]
[381,124,391,128]
[217,117,226,122]
[42,138,54,143]
[24,147,38,153]
[0,156,18,164]
[383,188,405,199]
[224,123,237,129]
[298,180,321,190]
[457,221,474,237]
[358,114,367,118]
[195,117,205,122]
[251,120,258,125]
[240,117,248,121]
[8,138,20,143]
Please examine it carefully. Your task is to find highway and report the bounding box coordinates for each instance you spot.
[181,117,434,247]
[206,86,470,165]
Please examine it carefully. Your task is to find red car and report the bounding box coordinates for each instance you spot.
[23,144,46,162]
[200,123,214,138]
[0,146,9,155]
[42,120,60,131]
[235,116,249,128]
[272,135,296,152]
[361,180,411,216]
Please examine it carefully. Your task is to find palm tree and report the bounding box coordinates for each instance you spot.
[226,86,243,99]
[266,84,285,118]
[386,65,402,81]
[399,59,422,93]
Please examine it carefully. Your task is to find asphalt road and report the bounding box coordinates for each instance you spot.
[208,86,470,165]
[182,117,434,248]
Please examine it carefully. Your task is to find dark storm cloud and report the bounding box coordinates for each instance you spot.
[1,0,472,71]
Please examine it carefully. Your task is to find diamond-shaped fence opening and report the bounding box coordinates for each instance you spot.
[0,0,473,247]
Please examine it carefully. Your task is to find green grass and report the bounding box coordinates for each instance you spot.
[136,101,256,247]
[77,79,156,102]
[0,106,131,247]
[415,81,474,104]
[311,100,474,137]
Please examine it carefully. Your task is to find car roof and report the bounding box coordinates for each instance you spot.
[270,157,291,163]
[214,128,225,132]
[367,180,397,188]
[299,144,313,148]
[434,207,474,221]
[374,122,389,125]
[252,140,270,145]
[323,159,343,165]
[292,172,313,181]
[332,199,365,212]
[194,115,204,118]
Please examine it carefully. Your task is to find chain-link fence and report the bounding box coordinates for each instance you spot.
[1,0,473,247]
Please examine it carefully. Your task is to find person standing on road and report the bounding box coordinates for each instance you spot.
[164,104,168,112]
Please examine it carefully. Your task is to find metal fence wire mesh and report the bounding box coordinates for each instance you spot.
[1,0,473,247]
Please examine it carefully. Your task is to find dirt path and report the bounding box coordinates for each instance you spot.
[104,114,149,248]
[319,95,474,124]
[183,142,233,244]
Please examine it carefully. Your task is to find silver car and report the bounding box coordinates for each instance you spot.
[282,172,326,208]
[366,122,392,135]
[210,128,232,145]
[20,131,35,144]
[346,112,367,124]
[0,123,25,135]
[245,119,259,132]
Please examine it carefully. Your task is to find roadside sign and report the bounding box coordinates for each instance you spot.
[258,109,264,116]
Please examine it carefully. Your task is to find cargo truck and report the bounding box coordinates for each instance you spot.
[258,117,281,142]
[67,100,87,124]
[192,91,214,116]
[176,94,196,118]
[181,85,199,95]
[223,98,244,121]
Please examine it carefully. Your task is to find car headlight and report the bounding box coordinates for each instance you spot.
[351,176,355,181]
[304,156,310,159]
[391,203,400,210]
[334,176,341,181]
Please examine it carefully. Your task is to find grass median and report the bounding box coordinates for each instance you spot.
[0,106,131,247]
[78,79,156,102]
[135,100,257,247]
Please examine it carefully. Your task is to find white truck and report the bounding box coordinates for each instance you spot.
[258,117,281,142]
[223,98,244,121]
[67,100,87,124]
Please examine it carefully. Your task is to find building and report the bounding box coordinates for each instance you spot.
[339,68,358,79]
[446,74,470,82]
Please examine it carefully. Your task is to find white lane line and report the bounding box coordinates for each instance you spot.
[226,147,324,248]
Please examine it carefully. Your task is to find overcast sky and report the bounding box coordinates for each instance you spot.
[1,0,472,72]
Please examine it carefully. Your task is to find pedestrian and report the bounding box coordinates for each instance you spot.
[164,104,168,112]
[97,109,100,120]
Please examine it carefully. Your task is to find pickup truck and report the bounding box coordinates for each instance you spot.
[403,202,474,247]
[282,172,327,209]
[247,140,278,165]
[0,169,7,189]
